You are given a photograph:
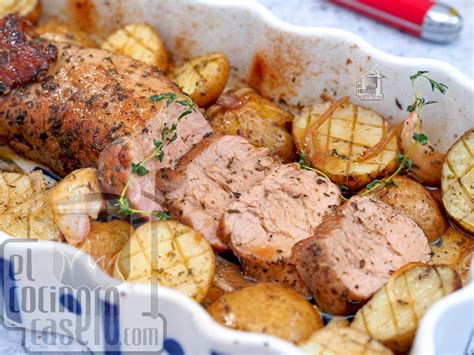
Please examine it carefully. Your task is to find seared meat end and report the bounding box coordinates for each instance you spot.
[293,195,431,315]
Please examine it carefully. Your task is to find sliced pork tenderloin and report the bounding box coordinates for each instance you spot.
[220,163,341,296]
[156,135,274,251]
[292,195,431,316]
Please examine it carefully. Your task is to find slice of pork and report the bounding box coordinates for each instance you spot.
[156,135,274,251]
[293,195,431,316]
[220,163,341,296]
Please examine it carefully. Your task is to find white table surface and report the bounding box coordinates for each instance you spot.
[1,0,473,353]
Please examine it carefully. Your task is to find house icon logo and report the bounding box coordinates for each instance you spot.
[356,67,385,100]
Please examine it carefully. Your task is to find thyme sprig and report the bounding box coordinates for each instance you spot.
[363,71,447,194]
[115,93,196,219]
[299,151,348,201]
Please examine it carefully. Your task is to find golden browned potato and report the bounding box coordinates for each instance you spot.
[202,256,254,308]
[369,175,448,242]
[441,129,474,234]
[168,52,229,107]
[351,263,462,352]
[207,88,296,162]
[207,283,323,343]
[0,0,41,23]
[114,221,215,303]
[431,227,473,284]
[0,171,61,241]
[299,326,393,354]
[36,22,97,47]
[102,24,168,70]
[293,99,399,190]
[77,220,133,274]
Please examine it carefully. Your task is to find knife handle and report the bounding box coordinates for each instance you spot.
[331,0,463,43]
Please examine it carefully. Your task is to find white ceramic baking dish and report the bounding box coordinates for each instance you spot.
[0,0,473,353]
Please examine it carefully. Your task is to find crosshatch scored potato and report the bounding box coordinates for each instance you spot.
[293,100,399,190]
[442,129,474,234]
[0,0,41,23]
[351,263,462,352]
[167,52,229,107]
[299,326,393,355]
[115,221,215,303]
[0,171,61,241]
[101,24,168,70]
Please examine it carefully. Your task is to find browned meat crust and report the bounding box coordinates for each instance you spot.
[293,196,431,315]
[0,14,57,94]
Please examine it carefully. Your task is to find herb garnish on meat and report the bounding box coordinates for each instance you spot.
[116,92,196,219]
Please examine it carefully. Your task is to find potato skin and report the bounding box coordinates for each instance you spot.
[36,22,97,47]
[369,175,448,242]
[207,283,323,343]
[430,227,473,284]
[77,220,132,274]
[168,52,229,107]
[207,88,296,162]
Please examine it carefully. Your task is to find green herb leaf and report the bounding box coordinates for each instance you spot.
[116,197,133,216]
[404,159,413,170]
[366,179,381,191]
[407,104,416,112]
[413,132,428,145]
[153,211,171,220]
[409,71,429,81]
[131,163,149,176]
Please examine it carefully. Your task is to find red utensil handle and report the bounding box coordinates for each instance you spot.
[332,0,435,36]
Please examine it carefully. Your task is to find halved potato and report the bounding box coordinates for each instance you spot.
[207,88,296,162]
[0,171,61,241]
[293,100,399,190]
[101,24,168,70]
[369,175,448,242]
[0,0,41,23]
[168,52,229,107]
[77,220,133,274]
[351,263,462,352]
[202,256,254,308]
[36,22,97,47]
[114,220,215,303]
[299,326,393,354]
[441,129,474,234]
[208,283,323,344]
[430,227,473,284]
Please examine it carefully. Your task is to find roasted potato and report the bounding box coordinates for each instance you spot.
[293,100,399,190]
[202,256,254,308]
[50,168,105,245]
[0,0,41,23]
[299,326,393,354]
[431,227,474,284]
[441,129,474,234]
[36,22,97,47]
[101,24,168,70]
[351,263,462,352]
[114,221,215,303]
[0,171,61,241]
[207,283,323,344]
[168,52,229,107]
[207,88,296,161]
[369,175,448,242]
[77,220,133,275]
